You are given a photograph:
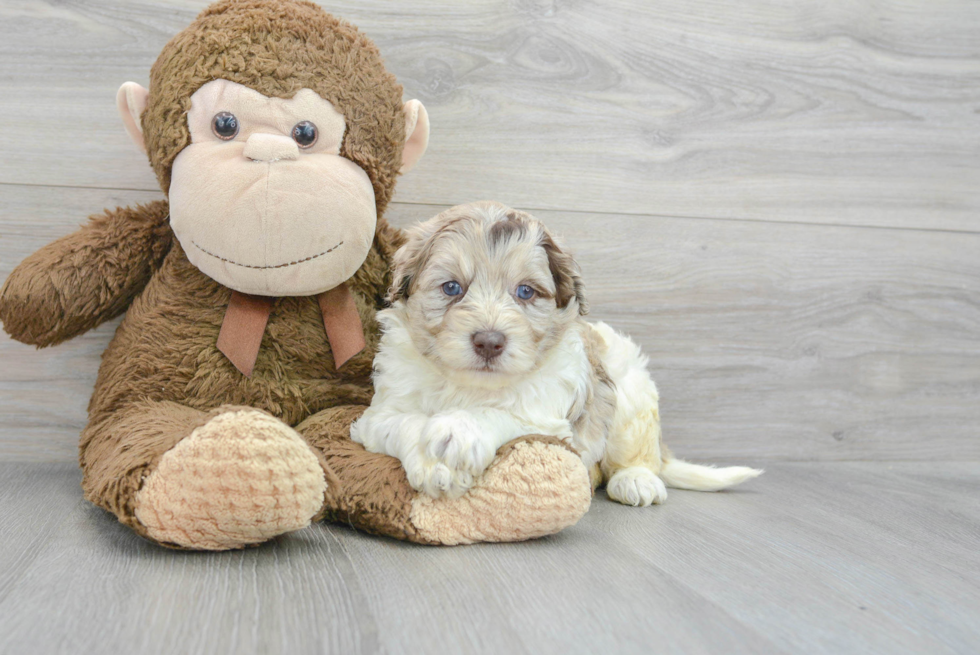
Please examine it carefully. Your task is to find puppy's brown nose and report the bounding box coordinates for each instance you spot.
[472,331,507,360]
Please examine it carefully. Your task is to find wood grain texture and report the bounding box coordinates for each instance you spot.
[1,461,977,655]
[3,188,977,462]
[0,0,978,229]
[1,2,979,651]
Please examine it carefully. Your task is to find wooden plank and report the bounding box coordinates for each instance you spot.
[0,1,978,230]
[579,461,980,655]
[0,463,383,655]
[0,462,977,654]
[0,464,87,605]
[528,206,980,462]
[2,187,978,462]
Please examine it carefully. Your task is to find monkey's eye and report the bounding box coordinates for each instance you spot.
[291,121,318,148]
[211,112,239,140]
[516,285,535,300]
[442,281,463,297]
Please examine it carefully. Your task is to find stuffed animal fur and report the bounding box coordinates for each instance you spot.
[0,0,591,550]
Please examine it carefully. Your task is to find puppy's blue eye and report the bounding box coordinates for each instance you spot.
[516,285,535,300]
[442,281,463,296]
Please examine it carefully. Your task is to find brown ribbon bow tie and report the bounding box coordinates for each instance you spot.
[216,283,366,377]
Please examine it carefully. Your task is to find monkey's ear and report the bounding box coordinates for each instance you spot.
[401,100,429,174]
[116,82,150,154]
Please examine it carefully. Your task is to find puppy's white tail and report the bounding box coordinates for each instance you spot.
[659,459,763,492]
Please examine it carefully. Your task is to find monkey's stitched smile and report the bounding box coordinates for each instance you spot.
[166,79,393,297]
[190,240,344,270]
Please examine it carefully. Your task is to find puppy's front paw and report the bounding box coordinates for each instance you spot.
[419,462,475,499]
[606,467,668,507]
[422,413,496,474]
[348,416,373,449]
[399,439,475,499]
[416,413,495,498]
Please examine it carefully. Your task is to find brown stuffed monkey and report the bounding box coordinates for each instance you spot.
[0,0,591,550]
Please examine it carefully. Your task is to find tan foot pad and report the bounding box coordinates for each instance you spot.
[409,437,592,545]
[135,409,327,550]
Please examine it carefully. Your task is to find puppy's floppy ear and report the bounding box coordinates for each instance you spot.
[541,230,588,315]
[387,221,439,304]
[387,241,419,304]
[388,207,472,304]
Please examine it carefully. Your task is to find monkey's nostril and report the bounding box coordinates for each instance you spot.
[472,331,507,361]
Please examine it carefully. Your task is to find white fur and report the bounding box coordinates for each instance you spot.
[350,202,762,502]
[606,467,668,506]
[659,460,762,492]
[352,310,589,497]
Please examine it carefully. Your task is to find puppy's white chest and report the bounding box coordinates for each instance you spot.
[421,334,591,438]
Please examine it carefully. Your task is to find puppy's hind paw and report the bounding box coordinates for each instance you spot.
[606,467,668,507]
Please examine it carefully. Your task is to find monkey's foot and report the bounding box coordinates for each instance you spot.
[134,409,327,550]
[409,436,592,545]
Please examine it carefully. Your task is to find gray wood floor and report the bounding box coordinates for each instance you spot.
[2,462,978,655]
[1,1,978,654]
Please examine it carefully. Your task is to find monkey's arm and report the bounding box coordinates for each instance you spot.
[0,200,172,347]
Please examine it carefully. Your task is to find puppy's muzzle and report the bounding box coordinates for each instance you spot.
[472,330,507,361]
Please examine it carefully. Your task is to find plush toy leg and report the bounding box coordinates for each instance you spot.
[80,402,327,550]
[297,406,593,545]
